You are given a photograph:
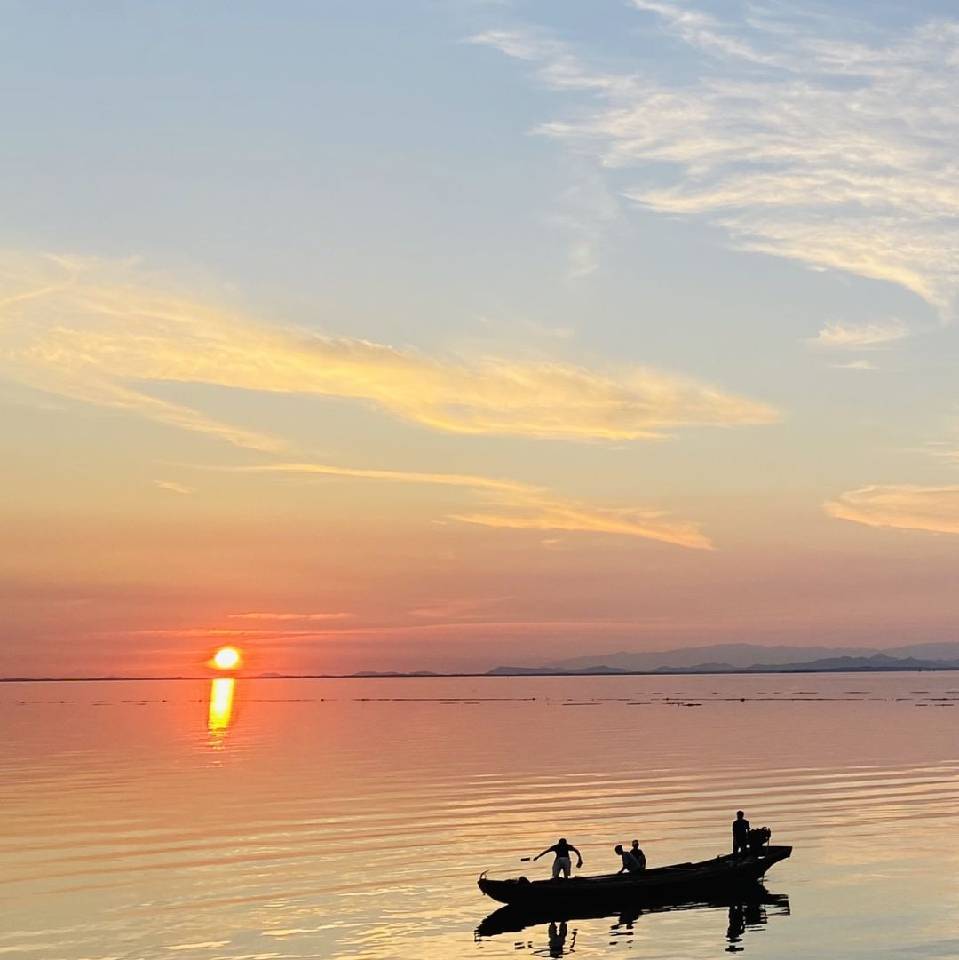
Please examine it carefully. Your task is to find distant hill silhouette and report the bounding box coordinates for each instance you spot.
[487,642,959,676]
[351,669,441,677]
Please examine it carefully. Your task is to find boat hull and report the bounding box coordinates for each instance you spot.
[478,845,792,909]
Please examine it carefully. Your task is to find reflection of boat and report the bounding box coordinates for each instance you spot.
[478,845,791,909]
[476,881,789,939]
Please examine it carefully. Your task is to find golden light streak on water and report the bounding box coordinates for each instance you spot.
[208,677,235,733]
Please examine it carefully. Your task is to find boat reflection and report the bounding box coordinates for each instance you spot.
[476,882,789,955]
[546,920,575,957]
[208,677,236,737]
[725,899,773,953]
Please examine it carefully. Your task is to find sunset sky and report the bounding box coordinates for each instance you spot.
[3,1,959,676]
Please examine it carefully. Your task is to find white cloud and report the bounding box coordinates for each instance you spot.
[825,484,959,535]
[809,320,908,349]
[830,359,878,372]
[630,0,776,65]
[469,29,618,92]
[925,440,959,465]
[476,4,959,314]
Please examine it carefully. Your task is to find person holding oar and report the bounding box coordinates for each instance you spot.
[525,837,583,879]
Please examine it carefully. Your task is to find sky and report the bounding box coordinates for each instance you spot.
[2,0,959,676]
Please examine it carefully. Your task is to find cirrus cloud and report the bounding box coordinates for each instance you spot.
[206,460,714,550]
[0,253,776,447]
[474,3,959,314]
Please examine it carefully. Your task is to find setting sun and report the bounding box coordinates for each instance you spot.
[210,646,242,671]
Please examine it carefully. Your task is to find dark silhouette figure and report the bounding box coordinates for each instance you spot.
[732,810,750,856]
[533,837,583,879]
[614,843,645,873]
[547,920,568,957]
[630,839,647,869]
[747,825,772,852]
[726,903,746,951]
[608,910,639,947]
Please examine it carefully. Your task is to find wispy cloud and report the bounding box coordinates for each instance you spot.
[408,597,508,619]
[211,461,530,494]
[0,253,776,445]
[228,611,352,622]
[125,627,317,638]
[112,617,674,647]
[630,0,776,65]
[825,485,959,536]
[451,490,712,548]
[925,439,959,465]
[154,480,193,495]
[469,29,619,92]
[207,460,714,549]
[475,4,959,313]
[830,359,878,372]
[553,165,621,279]
[809,320,908,349]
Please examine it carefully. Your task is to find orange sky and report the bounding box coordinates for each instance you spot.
[3,4,959,675]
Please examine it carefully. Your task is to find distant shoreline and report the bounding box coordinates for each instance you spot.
[3,665,959,683]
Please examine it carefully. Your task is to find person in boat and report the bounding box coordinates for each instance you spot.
[732,810,750,855]
[533,837,583,879]
[614,844,645,874]
[630,839,647,869]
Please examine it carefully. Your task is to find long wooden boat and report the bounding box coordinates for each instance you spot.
[478,845,791,909]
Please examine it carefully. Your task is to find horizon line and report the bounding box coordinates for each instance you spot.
[4,664,959,683]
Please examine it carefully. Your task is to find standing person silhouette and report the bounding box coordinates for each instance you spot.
[533,837,583,879]
[732,810,750,856]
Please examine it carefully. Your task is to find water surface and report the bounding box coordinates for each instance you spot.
[2,673,958,959]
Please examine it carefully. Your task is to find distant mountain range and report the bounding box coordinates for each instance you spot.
[485,642,959,676]
[7,643,957,681]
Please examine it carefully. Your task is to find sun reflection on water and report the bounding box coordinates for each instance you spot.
[208,677,235,736]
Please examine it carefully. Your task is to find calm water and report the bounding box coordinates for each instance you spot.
[2,673,959,959]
